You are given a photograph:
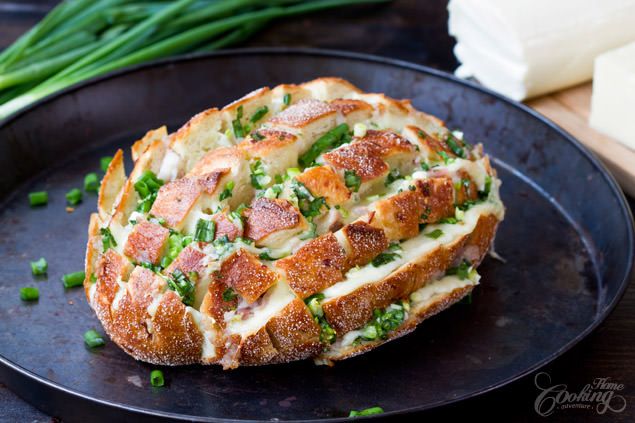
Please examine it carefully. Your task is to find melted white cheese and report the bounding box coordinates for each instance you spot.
[323,200,502,301]
[157,148,183,181]
[225,280,295,336]
[340,274,477,347]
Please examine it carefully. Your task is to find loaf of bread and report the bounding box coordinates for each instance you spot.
[84,77,505,368]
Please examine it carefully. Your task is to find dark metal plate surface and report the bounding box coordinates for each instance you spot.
[0,49,632,423]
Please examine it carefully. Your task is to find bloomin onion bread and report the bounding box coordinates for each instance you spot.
[84,77,505,369]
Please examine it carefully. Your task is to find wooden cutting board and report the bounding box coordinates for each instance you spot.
[526,82,635,197]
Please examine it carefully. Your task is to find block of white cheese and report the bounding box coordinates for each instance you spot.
[589,41,635,152]
[448,0,635,101]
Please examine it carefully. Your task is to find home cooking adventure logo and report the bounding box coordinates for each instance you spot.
[534,372,627,416]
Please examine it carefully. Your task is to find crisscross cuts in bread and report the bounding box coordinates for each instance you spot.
[84,77,505,368]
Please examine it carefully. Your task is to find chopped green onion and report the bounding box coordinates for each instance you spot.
[458,291,473,305]
[421,162,430,171]
[283,93,291,106]
[479,176,492,199]
[371,252,400,267]
[304,293,325,317]
[344,169,361,192]
[286,167,301,178]
[62,270,85,288]
[65,187,82,205]
[232,105,245,138]
[134,170,164,212]
[83,329,105,348]
[425,229,444,239]
[222,286,238,302]
[444,133,466,158]
[150,369,164,387]
[250,160,270,189]
[167,269,194,306]
[84,172,99,192]
[194,218,216,242]
[249,105,268,123]
[29,191,47,206]
[20,286,39,301]
[439,217,458,224]
[100,227,117,252]
[334,204,349,218]
[446,259,472,280]
[89,272,97,283]
[100,156,113,173]
[437,150,453,165]
[30,257,48,275]
[258,250,287,261]
[384,168,404,187]
[252,131,265,141]
[349,407,384,417]
[355,301,407,343]
[298,123,349,168]
[219,180,234,201]
[353,122,367,138]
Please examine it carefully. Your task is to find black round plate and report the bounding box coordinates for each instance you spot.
[0,49,632,423]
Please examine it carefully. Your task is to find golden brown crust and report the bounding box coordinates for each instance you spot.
[244,197,303,244]
[266,299,323,363]
[149,178,201,228]
[219,248,279,304]
[267,98,337,128]
[123,221,170,265]
[369,191,422,241]
[415,177,455,223]
[331,98,373,117]
[186,146,242,178]
[323,142,390,182]
[341,221,389,270]
[131,126,167,162]
[275,233,347,299]
[359,129,417,158]
[295,165,351,206]
[238,129,297,157]
[98,149,125,221]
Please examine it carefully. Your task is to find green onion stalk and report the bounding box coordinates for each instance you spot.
[0,0,390,121]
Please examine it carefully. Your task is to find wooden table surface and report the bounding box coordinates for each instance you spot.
[0,1,633,422]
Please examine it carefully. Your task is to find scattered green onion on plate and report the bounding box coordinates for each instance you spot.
[62,270,85,288]
[28,191,47,206]
[20,286,39,301]
[84,329,105,348]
